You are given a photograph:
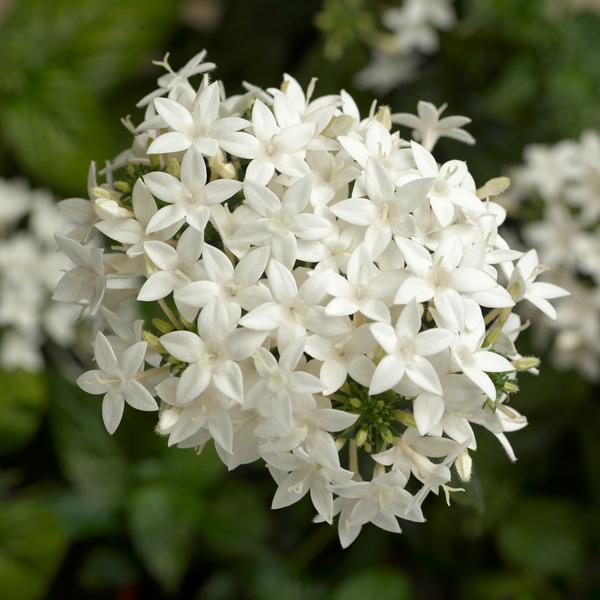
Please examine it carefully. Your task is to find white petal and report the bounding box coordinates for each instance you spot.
[369,355,405,395]
[124,380,158,411]
[102,392,125,434]
[213,360,244,403]
[414,393,445,435]
[160,331,204,363]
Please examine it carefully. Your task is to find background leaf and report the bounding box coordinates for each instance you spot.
[0,369,47,455]
[0,497,66,600]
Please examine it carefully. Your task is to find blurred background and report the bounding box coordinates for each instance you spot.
[1,0,600,598]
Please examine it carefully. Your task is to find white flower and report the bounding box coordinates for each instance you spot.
[77,333,158,433]
[95,180,178,256]
[325,244,401,323]
[246,339,323,432]
[392,101,474,151]
[305,324,376,394]
[369,299,453,395]
[174,243,270,321]
[240,259,345,348]
[507,249,569,319]
[331,158,432,257]
[411,141,484,226]
[235,176,332,267]
[147,81,250,156]
[334,470,424,543]
[144,147,242,233]
[394,235,513,309]
[269,447,353,524]
[53,235,105,315]
[160,301,266,405]
[138,226,204,302]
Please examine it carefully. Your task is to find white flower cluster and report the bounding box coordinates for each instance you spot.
[54,51,566,547]
[0,179,78,371]
[356,0,456,93]
[512,132,599,380]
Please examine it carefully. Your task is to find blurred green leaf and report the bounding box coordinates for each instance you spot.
[51,491,119,541]
[462,572,562,600]
[0,0,180,96]
[495,497,585,577]
[1,71,118,194]
[127,483,202,593]
[249,561,323,600]
[0,0,180,191]
[331,567,414,600]
[198,481,269,559]
[0,369,47,455]
[78,547,140,590]
[50,375,128,508]
[0,496,66,600]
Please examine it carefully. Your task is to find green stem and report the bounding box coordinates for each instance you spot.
[158,299,182,330]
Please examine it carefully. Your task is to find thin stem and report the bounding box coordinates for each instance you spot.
[485,307,512,345]
[135,365,170,380]
[349,440,361,480]
[484,307,500,325]
[158,299,182,330]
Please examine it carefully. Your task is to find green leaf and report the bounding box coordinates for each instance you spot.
[495,497,586,577]
[198,481,269,559]
[126,483,202,594]
[50,374,129,508]
[1,70,121,193]
[331,567,414,600]
[0,369,47,455]
[462,572,562,600]
[0,496,67,600]
[78,547,140,590]
[0,0,180,97]
[0,0,180,191]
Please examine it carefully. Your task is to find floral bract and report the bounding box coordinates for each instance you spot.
[54,51,566,547]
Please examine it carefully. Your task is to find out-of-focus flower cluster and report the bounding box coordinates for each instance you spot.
[512,132,600,381]
[53,50,566,547]
[356,0,456,93]
[0,179,78,371]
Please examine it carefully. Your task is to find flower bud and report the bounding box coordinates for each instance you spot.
[152,318,173,334]
[455,450,472,482]
[512,356,540,371]
[356,428,368,448]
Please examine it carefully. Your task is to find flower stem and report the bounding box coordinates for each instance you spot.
[158,299,182,330]
[135,365,170,380]
[349,440,361,480]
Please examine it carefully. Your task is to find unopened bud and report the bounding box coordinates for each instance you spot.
[477,176,511,199]
[143,331,164,353]
[512,356,540,371]
[94,197,133,220]
[503,381,519,394]
[455,450,472,482]
[395,410,416,428]
[157,407,179,434]
[323,114,354,138]
[375,105,392,130]
[114,180,132,194]
[165,157,180,178]
[349,397,362,409]
[209,151,237,180]
[152,318,173,334]
[356,428,368,448]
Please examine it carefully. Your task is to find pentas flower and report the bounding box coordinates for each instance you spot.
[55,51,566,548]
[511,131,600,380]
